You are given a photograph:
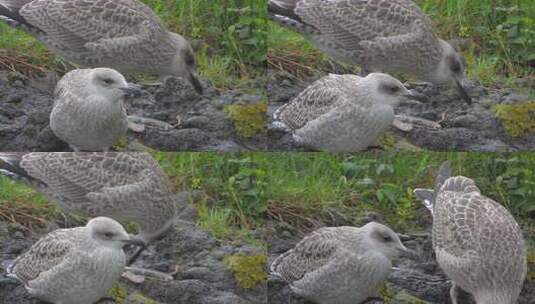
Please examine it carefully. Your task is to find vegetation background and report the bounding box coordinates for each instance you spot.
[0,0,267,90]
[268,0,535,95]
[1,153,533,257]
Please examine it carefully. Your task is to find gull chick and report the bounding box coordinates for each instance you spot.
[270,222,418,304]
[7,217,143,304]
[273,73,426,152]
[50,68,142,152]
[269,0,472,103]
[414,162,527,304]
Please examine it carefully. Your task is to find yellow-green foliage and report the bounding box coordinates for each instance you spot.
[493,101,535,137]
[527,249,535,281]
[107,283,128,304]
[128,292,157,304]
[378,283,395,304]
[223,254,267,289]
[225,102,267,138]
[377,132,396,150]
[112,136,129,151]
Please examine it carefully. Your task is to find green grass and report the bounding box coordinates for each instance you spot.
[268,0,535,94]
[0,0,267,89]
[1,152,534,243]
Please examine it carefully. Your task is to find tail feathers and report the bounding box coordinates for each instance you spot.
[269,14,319,36]
[268,0,302,22]
[0,1,40,32]
[0,153,46,188]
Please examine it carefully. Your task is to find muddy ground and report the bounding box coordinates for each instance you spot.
[0,202,267,304]
[0,70,267,152]
[267,69,535,152]
[264,211,535,304]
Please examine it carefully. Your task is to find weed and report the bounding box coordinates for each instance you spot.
[225,102,267,138]
[493,101,535,137]
[223,254,267,289]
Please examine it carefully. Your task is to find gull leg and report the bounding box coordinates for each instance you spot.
[449,282,459,304]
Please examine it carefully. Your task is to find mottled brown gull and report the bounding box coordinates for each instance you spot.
[7,217,143,304]
[0,152,193,265]
[270,222,418,304]
[268,0,472,103]
[50,68,143,152]
[0,0,202,94]
[273,73,426,152]
[414,162,527,304]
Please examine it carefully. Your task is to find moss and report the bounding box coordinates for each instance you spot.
[378,283,395,304]
[377,132,396,150]
[112,136,129,151]
[492,101,535,137]
[393,290,428,304]
[223,253,267,289]
[224,101,267,138]
[127,292,157,304]
[107,283,128,304]
[527,249,535,281]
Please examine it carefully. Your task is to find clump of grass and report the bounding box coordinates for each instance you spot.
[0,176,58,230]
[493,101,535,137]
[225,101,267,138]
[223,254,267,289]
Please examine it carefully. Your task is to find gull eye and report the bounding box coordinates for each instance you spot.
[390,86,401,93]
[103,232,114,239]
[103,78,113,85]
[383,235,392,242]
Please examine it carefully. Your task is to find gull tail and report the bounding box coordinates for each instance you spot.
[0,0,41,32]
[0,153,46,188]
[268,0,319,36]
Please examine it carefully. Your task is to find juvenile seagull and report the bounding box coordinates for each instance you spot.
[7,217,143,304]
[270,222,418,304]
[414,162,527,304]
[0,152,190,265]
[273,73,426,152]
[0,0,202,94]
[50,68,143,152]
[268,0,472,103]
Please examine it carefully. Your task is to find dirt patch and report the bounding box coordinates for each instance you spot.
[266,70,535,152]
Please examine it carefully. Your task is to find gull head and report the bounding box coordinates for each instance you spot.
[364,222,419,260]
[89,68,143,101]
[168,32,203,95]
[432,39,472,104]
[87,217,145,249]
[365,73,428,106]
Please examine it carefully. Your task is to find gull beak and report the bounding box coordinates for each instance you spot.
[121,235,146,247]
[397,246,420,260]
[120,83,144,98]
[455,79,472,104]
[403,89,429,103]
[189,72,203,95]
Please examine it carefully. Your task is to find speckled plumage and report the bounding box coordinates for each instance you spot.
[50,68,131,151]
[416,162,527,304]
[269,0,471,102]
[0,0,202,93]
[270,222,413,304]
[7,217,131,304]
[273,73,415,152]
[0,152,179,244]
